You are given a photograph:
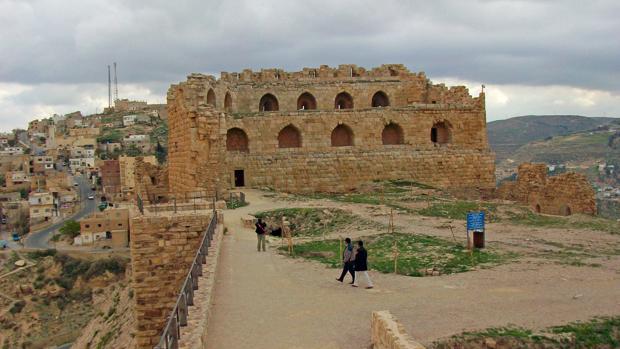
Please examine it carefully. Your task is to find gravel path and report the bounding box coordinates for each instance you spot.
[204,190,620,349]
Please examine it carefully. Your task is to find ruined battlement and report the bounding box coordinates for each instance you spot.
[218,64,418,83]
[169,64,482,114]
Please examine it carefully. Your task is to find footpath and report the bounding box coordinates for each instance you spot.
[204,190,620,349]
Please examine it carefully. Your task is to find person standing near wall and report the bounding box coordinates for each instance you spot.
[255,218,267,252]
[352,240,373,289]
[336,237,355,284]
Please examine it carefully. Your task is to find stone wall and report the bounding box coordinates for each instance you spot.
[134,158,169,203]
[371,311,426,349]
[166,64,495,196]
[130,214,212,349]
[497,163,596,216]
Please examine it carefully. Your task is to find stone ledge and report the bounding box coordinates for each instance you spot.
[371,311,426,349]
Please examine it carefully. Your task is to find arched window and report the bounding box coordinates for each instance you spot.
[382,123,404,145]
[224,92,232,112]
[372,91,390,107]
[297,92,317,110]
[331,124,354,146]
[278,125,302,148]
[207,89,216,107]
[226,128,249,152]
[259,93,279,111]
[430,121,451,144]
[334,92,354,109]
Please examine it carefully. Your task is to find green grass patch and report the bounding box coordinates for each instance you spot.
[506,210,620,234]
[418,201,499,222]
[254,207,381,237]
[432,316,620,348]
[285,232,513,276]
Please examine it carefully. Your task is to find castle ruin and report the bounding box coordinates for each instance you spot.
[165,64,495,197]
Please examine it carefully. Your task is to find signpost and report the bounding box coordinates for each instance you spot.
[466,211,485,249]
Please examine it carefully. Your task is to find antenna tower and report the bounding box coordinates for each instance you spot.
[113,62,118,101]
[107,65,111,108]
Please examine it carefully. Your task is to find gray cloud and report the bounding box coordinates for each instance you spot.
[0,0,619,131]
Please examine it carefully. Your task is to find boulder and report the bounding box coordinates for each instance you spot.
[14,260,26,267]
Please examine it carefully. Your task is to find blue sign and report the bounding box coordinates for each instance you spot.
[466,211,485,231]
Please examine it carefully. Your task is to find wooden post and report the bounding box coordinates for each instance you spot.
[449,225,457,244]
[393,239,399,274]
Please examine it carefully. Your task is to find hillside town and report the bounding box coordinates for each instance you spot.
[0,99,167,249]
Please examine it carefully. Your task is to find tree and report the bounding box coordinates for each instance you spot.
[125,144,142,157]
[59,220,81,238]
[19,188,29,199]
[0,174,5,187]
[155,141,167,164]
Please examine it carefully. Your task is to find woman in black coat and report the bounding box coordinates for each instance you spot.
[352,240,373,289]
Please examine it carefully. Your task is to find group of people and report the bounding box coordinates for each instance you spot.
[255,219,373,289]
[336,237,374,289]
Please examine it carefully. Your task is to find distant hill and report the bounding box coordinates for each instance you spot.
[488,115,618,162]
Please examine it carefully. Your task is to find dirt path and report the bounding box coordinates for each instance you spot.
[204,190,620,349]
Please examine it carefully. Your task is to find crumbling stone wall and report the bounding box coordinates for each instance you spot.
[166,64,495,196]
[498,163,596,215]
[167,79,226,199]
[371,311,426,349]
[130,214,211,348]
[134,157,169,203]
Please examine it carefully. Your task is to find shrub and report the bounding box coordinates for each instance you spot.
[9,301,26,314]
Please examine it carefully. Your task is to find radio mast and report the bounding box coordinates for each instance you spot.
[107,65,111,108]
[114,62,118,102]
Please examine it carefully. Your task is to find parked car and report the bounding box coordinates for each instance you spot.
[87,195,95,200]
[1,217,7,224]
[11,233,20,242]
[0,240,7,249]
[73,182,79,186]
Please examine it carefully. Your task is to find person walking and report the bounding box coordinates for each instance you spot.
[352,240,373,289]
[336,237,355,284]
[255,218,267,252]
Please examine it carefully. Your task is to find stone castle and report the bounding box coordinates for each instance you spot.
[165,64,495,198]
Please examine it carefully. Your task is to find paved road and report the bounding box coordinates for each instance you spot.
[24,175,97,249]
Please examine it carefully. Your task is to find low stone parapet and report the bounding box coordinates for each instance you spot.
[371,311,426,349]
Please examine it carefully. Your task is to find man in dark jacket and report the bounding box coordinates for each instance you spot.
[352,240,373,289]
[336,237,355,284]
[255,218,267,252]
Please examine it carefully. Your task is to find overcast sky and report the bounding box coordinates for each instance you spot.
[1,0,619,131]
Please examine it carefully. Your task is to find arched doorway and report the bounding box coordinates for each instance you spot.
[382,123,404,145]
[207,89,216,107]
[224,92,232,112]
[226,128,249,152]
[334,92,354,109]
[372,91,390,107]
[331,124,354,146]
[278,125,302,148]
[297,92,317,110]
[535,204,541,213]
[562,205,572,216]
[259,93,279,111]
[431,121,451,144]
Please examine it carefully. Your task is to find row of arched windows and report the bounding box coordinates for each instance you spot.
[226,121,451,151]
[206,88,391,112]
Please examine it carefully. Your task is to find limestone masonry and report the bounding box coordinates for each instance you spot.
[497,163,596,216]
[166,64,496,197]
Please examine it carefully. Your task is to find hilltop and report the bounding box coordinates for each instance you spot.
[488,115,618,162]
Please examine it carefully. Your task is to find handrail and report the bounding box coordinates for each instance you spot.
[154,205,218,349]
